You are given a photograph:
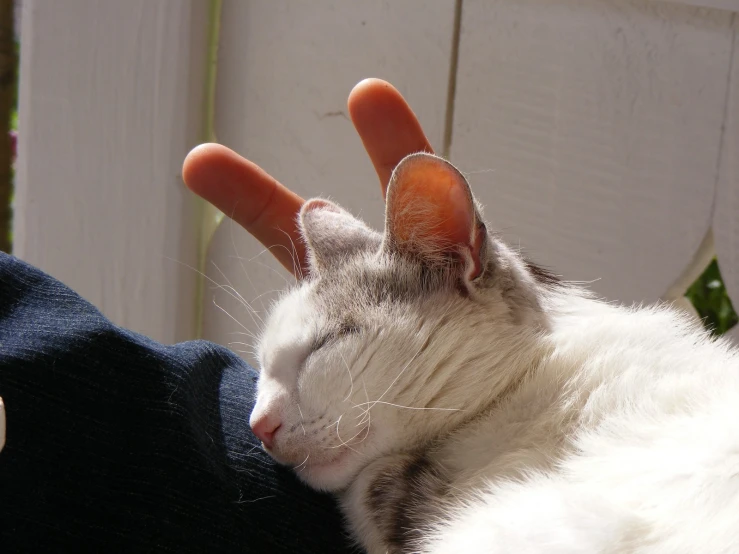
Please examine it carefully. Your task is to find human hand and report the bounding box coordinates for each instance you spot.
[182,78,433,277]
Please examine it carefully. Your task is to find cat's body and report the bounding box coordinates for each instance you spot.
[344,298,739,553]
[251,153,739,553]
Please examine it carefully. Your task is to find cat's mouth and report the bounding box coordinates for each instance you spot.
[264,444,350,472]
[299,448,349,473]
[264,427,374,490]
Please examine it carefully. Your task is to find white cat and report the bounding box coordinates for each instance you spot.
[250,152,739,554]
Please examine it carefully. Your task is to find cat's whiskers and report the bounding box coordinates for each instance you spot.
[229,347,258,356]
[326,413,361,452]
[213,298,260,342]
[332,413,343,438]
[274,227,305,281]
[249,287,288,305]
[353,400,465,413]
[227,340,257,353]
[227,444,266,464]
[211,261,265,329]
[296,404,307,436]
[294,453,310,472]
[354,406,370,424]
[355,379,372,444]
[326,424,368,450]
[163,256,264,333]
[355,421,371,444]
[327,415,365,455]
[174,258,265,356]
[339,349,354,402]
[367,303,462,420]
[338,339,381,405]
[363,336,427,414]
[361,302,455,418]
[348,423,372,446]
[227,202,291,310]
[227,331,260,354]
[354,379,372,427]
[245,245,299,287]
[323,382,374,452]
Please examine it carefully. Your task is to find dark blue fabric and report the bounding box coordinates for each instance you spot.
[0,252,354,552]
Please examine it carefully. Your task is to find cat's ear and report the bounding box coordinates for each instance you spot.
[299,199,379,275]
[383,153,486,281]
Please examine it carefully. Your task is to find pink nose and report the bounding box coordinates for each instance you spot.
[251,415,282,449]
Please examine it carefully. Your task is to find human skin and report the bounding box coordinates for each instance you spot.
[182,78,433,276]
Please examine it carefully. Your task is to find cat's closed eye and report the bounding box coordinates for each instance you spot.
[311,323,361,353]
[338,323,360,337]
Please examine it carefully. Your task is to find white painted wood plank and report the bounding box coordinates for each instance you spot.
[202,0,456,358]
[13,0,210,344]
[713,16,739,343]
[452,0,733,304]
[656,0,739,12]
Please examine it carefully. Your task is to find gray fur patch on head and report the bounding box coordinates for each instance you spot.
[296,154,555,327]
[307,251,453,347]
[299,199,381,274]
[299,215,548,333]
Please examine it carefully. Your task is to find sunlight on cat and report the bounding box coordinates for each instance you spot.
[229,153,739,553]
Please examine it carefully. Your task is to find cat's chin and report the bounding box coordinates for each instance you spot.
[294,449,359,492]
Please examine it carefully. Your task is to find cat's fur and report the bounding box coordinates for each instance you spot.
[250,152,739,554]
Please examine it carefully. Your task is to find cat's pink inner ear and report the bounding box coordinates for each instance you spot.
[301,198,340,216]
[387,154,483,278]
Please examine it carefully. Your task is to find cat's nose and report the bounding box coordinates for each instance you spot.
[251,413,282,450]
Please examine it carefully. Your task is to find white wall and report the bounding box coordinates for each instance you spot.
[14,0,210,344]
[13,0,739,350]
[204,1,739,360]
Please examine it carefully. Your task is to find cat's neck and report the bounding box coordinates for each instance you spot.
[441,285,603,426]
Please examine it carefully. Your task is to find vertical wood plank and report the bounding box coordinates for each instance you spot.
[656,0,739,11]
[202,0,456,359]
[13,0,210,343]
[713,14,739,343]
[452,0,733,304]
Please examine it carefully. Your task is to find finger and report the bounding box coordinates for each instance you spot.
[347,78,434,198]
[182,143,307,277]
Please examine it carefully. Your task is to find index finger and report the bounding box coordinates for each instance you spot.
[182,143,308,276]
[348,78,434,197]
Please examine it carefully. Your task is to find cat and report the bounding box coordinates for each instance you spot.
[249,152,739,554]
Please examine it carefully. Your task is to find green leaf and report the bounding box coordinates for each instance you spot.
[685,258,738,336]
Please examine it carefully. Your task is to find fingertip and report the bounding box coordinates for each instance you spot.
[182,143,235,194]
[347,78,403,122]
[181,142,307,275]
[347,78,434,191]
[348,78,395,102]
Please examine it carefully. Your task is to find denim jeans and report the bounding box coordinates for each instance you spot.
[0,252,352,552]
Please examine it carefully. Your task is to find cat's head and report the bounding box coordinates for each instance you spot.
[251,153,551,491]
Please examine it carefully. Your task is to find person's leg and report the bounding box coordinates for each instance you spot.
[0,252,354,552]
